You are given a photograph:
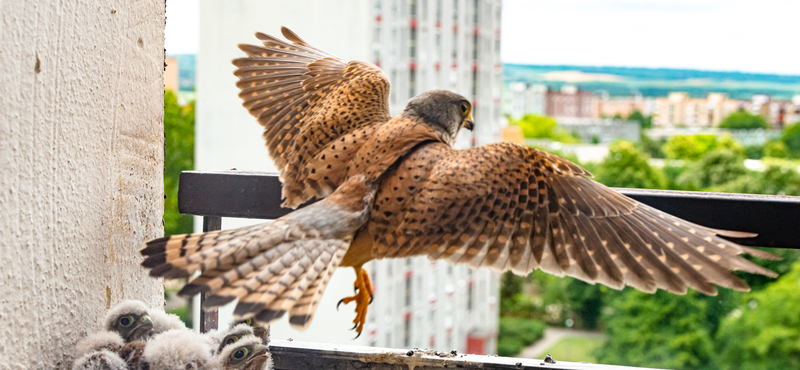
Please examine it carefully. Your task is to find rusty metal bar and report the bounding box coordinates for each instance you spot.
[199,215,221,333]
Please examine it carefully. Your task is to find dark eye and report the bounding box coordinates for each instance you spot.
[225,336,237,345]
[119,316,133,327]
[460,103,468,114]
[234,348,248,359]
[185,364,193,370]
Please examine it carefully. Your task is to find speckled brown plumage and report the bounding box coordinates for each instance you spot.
[141,27,779,336]
[234,27,391,208]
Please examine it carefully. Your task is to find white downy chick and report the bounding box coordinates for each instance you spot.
[214,336,273,370]
[72,350,128,370]
[142,329,213,370]
[75,330,125,357]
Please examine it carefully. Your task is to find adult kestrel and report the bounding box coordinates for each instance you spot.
[141,27,778,337]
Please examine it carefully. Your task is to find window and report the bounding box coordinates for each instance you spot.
[467,282,473,311]
[410,69,416,97]
[405,275,412,307]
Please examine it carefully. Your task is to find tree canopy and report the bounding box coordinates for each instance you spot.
[719,110,769,130]
[595,141,664,189]
[164,89,194,236]
[510,114,581,143]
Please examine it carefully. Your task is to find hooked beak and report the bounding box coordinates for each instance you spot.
[129,315,154,340]
[247,344,270,366]
[463,114,474,131]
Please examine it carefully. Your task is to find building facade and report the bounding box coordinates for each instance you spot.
[196,0,501,354]
[374,0,504,147]
[508,82,546,119]
[653,92,741,128]
[545,85,594,119]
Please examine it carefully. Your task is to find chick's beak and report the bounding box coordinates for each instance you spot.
[135,315,154,333]
[463,114,474,131]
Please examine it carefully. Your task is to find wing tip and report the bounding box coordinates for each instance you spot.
[280,26,307,45]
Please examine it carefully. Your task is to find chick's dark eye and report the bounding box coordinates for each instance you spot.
[234,349,247,359]
[460,103,468,113]
[119,316,132,327]
[225,337,237,345]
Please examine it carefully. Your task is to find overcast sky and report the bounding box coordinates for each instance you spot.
[166,0,800,75]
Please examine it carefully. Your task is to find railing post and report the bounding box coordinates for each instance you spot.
[199,216,222,333]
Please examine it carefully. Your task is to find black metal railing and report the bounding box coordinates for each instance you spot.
[178,170,800,370]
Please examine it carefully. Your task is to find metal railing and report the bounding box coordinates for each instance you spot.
[178,170,800,370]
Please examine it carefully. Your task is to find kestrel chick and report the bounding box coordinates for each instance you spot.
[72,350,128,370]
[213,323,255,355]
[214,336,273,370]
[149,309,187,334]
[141,27,779,338]
[142,329,213,370]
[231,318,270,345]
[74,331,125,358]
[105,301,154,343]
[119,341,147,370]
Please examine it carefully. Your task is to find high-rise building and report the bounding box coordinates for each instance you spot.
[374,0,504,147]
[195,0,502,354]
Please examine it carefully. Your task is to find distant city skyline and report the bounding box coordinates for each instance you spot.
[166,0,800,75]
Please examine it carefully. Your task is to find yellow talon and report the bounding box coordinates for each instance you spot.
[337,266,373,338]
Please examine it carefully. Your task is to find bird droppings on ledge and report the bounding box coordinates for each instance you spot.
[358,348,471,370]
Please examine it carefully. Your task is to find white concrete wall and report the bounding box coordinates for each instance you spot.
[0,1,166,368]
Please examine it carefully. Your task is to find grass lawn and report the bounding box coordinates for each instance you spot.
[536,336,605,363]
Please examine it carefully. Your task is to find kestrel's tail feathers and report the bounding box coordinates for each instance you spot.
[141,176,376,329]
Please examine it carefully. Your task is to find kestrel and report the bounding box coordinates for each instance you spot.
[141,27,778,337]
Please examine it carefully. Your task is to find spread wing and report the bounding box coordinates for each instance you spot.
[234,27,392,207]
[369,142,778,295]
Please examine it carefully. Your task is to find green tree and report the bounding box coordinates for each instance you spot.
[780,122,800,154]
[719,110,769,130]
[511,114,581,143]
[715,262,800,370]
[715,165,800,196]
[597,289,716,369]
[763,140,788,158]
[164,90,194,236]
[663,135,716,160]
[627,110,653,129]
[595,141,664,189]
[676,147,747,189]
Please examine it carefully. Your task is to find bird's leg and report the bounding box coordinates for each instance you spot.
[336,266,373,337]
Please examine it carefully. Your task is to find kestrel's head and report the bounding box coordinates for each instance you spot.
[218,336,271,370]
[104,300,154,342]
[403,90,474,144]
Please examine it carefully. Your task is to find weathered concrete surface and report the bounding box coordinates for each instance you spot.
[0,0,166,368]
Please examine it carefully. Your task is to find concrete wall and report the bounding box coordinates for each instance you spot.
[0,1,166,368]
